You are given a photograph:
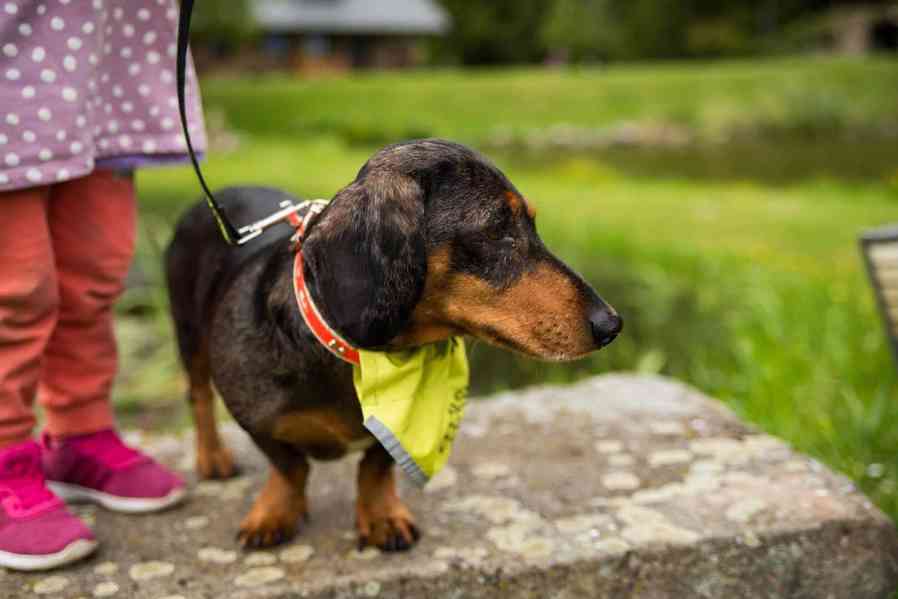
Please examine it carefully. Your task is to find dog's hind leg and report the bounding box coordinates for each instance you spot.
[238,437,309,548]
[356,443,420,552]
[165,241,236,480]
[187,348,237,480]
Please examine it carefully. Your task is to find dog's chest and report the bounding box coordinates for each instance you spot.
[271,409,375,459]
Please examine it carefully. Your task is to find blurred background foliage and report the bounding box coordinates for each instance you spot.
[200,0,898,64]
[187,0,258,54]
[436,0,897,62]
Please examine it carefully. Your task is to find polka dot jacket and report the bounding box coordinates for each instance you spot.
[0,0,207,191]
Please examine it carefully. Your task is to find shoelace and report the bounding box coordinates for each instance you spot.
[0,450,58,512]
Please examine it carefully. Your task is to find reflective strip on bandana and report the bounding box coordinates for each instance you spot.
[353,338,469,487]
[364,416,429,487]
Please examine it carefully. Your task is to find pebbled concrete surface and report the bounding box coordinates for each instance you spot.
[5,375,898,598]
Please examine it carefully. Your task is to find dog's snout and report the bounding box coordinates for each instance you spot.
[589,309,622,348]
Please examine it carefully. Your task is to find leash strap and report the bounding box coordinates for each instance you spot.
[176,4,355,361]
[176,0,240,244]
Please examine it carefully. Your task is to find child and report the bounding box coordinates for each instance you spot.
[0,0,207,570]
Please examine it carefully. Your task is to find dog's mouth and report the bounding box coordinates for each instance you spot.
[460,319,598,363]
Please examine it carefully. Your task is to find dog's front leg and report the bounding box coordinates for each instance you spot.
[356,443,420,552]
[238,439,309,549]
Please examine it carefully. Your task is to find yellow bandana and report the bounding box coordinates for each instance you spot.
[353,338,469,487]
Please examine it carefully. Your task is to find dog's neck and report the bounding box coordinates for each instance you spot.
[260,243,348,369]
[292,246,360,364]
[257,238,362,364]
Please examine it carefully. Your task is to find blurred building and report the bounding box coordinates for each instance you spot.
[252,0,450,73]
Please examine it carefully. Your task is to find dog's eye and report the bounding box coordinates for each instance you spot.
[486,228,504,241]
[484,227,516,248]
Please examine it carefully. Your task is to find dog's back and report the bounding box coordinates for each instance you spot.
[164,186,299,374]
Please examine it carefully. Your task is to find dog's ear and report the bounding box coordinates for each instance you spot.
[302,173,427,349]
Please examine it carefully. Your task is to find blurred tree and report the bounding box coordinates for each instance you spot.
[616,0,693,58]
[190,0,258,56]
[542,0,616,61]
[542,0,691,60]
[437,0,895,64]
[432,0,552,64]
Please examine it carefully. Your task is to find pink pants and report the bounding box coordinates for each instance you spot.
[0,170,135,448]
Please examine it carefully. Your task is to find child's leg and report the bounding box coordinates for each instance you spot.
[0,187,57,449]
[38,170,136,436]
[37,169,185,513]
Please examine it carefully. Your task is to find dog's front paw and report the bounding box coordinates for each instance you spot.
[237,500,308,549]
[196,444,237,480]
[356,499,420,552]
[237,464,310,549]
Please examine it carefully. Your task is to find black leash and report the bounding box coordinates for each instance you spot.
[176,0,240,244]
[176,0,317,246]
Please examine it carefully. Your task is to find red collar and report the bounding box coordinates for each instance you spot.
[290,202,361,366]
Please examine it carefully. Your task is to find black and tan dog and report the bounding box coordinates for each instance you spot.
[164,139,621,551]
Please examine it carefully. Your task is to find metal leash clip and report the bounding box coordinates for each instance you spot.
[234,201,308,245]
[288,200,328,247]
[228,199,329,247]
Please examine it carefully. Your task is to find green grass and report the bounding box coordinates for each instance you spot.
[128,57,898,531]
[200,57,898,144]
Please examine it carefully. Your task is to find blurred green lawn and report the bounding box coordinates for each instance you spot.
[199,57,898,144]
[127,57,898,525]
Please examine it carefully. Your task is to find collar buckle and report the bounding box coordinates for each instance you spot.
[288,200,327,250]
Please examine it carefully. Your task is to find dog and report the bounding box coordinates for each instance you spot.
[164,139,622,551]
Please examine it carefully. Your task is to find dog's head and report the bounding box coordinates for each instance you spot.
[301,139,621,361]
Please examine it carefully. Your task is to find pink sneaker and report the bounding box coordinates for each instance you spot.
[0,439,97,571]
[42,429,186,514]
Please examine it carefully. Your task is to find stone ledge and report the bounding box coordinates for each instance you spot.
[6,375,898,598]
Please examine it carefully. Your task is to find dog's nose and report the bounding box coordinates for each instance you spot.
[589,309,623,348]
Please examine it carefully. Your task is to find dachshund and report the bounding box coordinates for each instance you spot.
[164,139,622,551]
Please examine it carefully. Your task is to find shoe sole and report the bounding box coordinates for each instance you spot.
[47,481,186,514]
[0,538,98,571]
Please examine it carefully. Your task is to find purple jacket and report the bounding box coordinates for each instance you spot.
[0,0,207,191]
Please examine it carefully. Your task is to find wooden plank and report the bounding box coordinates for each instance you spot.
[875,268,898,288]
[882,288,898,305]
[872,253,898,270]
[870,242,898,269]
